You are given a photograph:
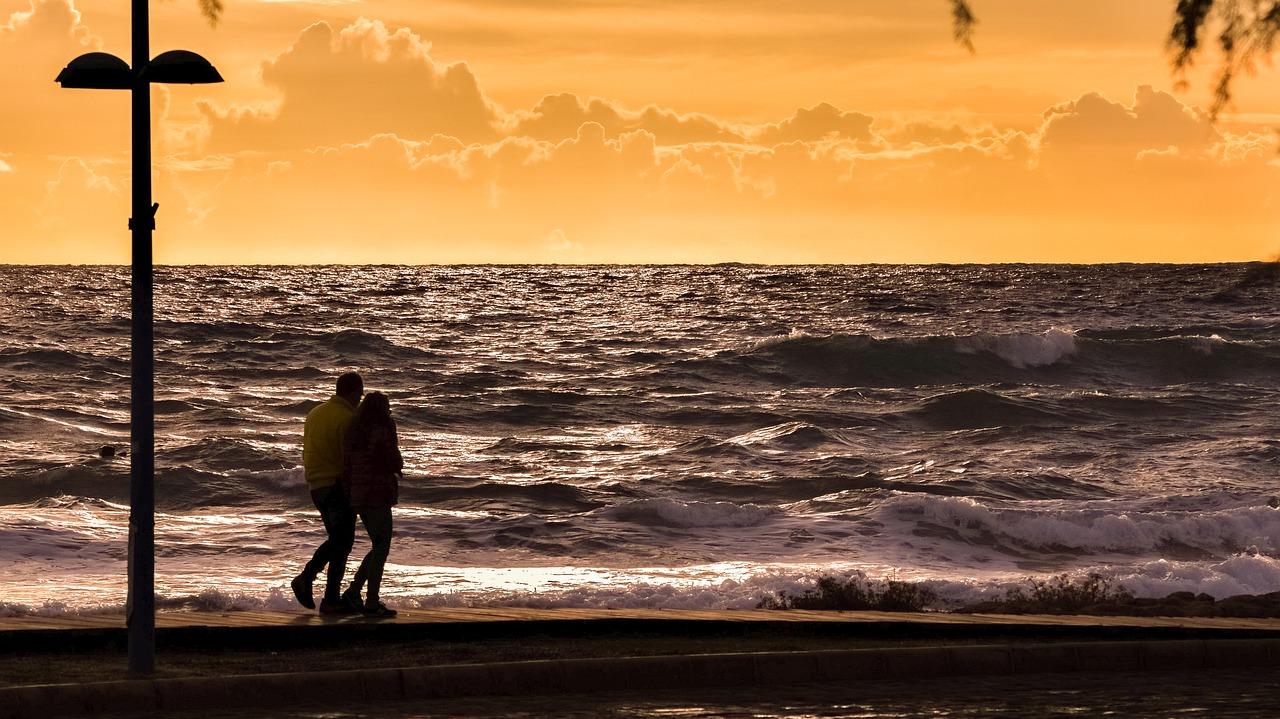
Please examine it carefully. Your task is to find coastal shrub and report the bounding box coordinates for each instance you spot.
[758,573,936,612]
[960,573,1135,614]
[1009,573,1133,612]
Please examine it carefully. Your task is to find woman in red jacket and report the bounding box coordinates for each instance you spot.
[339,391,403,617]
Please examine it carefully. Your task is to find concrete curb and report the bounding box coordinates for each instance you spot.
[4,638,1280,718]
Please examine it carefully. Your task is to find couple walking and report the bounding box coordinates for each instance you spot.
[291,372,402,617]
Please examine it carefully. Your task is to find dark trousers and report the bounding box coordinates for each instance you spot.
[350,507,393,601]
[303,484,356,601]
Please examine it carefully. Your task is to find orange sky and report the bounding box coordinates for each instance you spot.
[3,0,1280,263]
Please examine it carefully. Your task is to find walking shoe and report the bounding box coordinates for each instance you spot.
[319,596,360,615]
[361,599,397,618]
[341,588,364,613]
[291,574,315,610]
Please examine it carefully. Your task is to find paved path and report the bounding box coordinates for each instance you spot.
[5,606,1280,634]
[4,609,1280,719]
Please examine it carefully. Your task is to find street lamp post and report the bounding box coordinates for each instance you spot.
[57,2,221,676]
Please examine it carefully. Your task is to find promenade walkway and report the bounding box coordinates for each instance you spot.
[3,608,1280,718]
[6,606,1280,643]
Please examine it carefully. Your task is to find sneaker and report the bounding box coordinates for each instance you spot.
[291,574,315,610]
[361,599,397,618]
[341,588,364,613]
[319,596,360,615]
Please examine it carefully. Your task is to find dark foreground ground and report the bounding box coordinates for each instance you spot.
[89,666,1280,719]
[5,608,1280,718]
[5,605,1279,687]
[0,629,914,687]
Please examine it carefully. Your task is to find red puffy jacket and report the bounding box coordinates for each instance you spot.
[341,423,403,509]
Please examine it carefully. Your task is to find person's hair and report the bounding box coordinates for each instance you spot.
[336,372,364,398]
[347,391,393,450]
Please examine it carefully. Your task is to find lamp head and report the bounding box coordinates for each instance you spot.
[142,50,224,84]
[56,50,224,88]
[56,52,132,89]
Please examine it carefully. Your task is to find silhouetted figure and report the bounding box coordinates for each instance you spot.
[339,391,403,618]
[293,372,363,614]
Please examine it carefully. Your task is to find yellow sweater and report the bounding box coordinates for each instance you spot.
[302,395,357,490]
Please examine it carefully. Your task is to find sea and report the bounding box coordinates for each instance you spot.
[3,263,1280,616]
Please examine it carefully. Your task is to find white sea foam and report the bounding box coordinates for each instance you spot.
[1188,334,1229,356]
[954,328,1077,368]
[5,554,1280,617]
[881,494,1280,556]
[748,329,815,350]
[1102,554,1280,599]
[0,563,961,615]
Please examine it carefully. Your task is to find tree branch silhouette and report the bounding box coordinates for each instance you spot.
[159,0,223,27]
[199,0,223,27]
[954,1,1280,118]
[951,0,978,54]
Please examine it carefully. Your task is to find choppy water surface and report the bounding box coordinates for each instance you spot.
[3,264,1280,612]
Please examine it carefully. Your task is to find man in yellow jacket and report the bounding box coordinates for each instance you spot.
[292,372,363,613]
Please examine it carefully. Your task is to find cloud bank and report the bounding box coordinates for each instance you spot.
[3,5,1278,263]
